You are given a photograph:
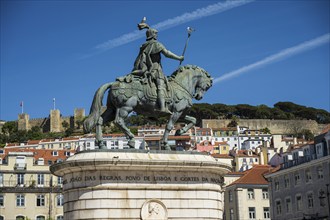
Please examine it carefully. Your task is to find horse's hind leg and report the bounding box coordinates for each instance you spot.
[96,107,115,149]
[114,107,135,148]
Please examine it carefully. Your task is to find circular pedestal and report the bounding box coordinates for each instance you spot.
[50,150,231,220]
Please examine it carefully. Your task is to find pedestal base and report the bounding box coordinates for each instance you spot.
[50,150,231,220]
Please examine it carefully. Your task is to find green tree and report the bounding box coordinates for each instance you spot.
[227,116,239,127]
[27,126,44,140]
[260,127,271,134]
[1,121,17,135]
[255,105,272,119]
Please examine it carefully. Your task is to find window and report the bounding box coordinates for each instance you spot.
[276,200,282,215]
[285,198,292,213]
[57,177,63,185]
[284,175,290,188]
[307,193,314,208]
[0,216,4,220]
[248,207,256,219]
[294,172,300,185]
[296,195,302,211]
[16,194,25,206]
[17,174,24,185]
[262,188,269,199]
[0,173,3,186]
[263,207,270,219]
[229,190,233,202]
[37,174,44,186]
[65,151,70,156]
[247,188,254,199]
[36,216,45,220]
[56,216,64,220]
[317,167,324,179]
[229,209,234,220]
[305,169,312,183]
[37,195,45,206]
[275,180,280,191]
[56,194,64,206]
[16,216,25,220]
[52,151,58,156]
[0,195,4,207]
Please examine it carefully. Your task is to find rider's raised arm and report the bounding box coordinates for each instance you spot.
[161,46,184,61]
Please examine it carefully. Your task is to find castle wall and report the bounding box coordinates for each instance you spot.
[202,119,326,135]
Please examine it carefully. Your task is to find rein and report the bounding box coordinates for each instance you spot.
[171,78,194,99]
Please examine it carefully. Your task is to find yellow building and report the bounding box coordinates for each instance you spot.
[0,148,73,220]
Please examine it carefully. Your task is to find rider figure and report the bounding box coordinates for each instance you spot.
[132,22,184,115]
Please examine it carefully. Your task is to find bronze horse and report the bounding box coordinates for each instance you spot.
[83,65,212,150]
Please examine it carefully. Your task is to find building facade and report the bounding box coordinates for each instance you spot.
[0,148,73,220]
[265,130,330,220]
[223,165,272,220]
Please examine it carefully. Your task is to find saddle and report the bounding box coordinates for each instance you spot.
[113,74,173,103]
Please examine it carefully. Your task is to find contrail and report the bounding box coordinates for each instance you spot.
[214,33,330,84]
[95,0,253,51]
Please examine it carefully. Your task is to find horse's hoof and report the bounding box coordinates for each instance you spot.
[128,140,135,148]
[175,129,183,136]
[99,145,107,150]
[164,145,172,151]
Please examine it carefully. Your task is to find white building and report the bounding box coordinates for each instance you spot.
[224,165,272,220]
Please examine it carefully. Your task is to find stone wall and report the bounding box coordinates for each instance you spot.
[202,119,327,135]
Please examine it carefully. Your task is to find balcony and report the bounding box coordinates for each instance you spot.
[14,163,27,170]
[0,180,62,193]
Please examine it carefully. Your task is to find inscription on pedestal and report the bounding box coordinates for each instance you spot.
[63,173,223,185]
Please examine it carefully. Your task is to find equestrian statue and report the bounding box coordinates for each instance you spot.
[83,18,213,150]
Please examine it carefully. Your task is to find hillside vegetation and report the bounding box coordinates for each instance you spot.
[189,102,330,127]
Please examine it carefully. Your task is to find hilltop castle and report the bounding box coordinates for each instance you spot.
[17,108,85,132]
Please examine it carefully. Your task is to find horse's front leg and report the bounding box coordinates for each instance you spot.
[175,115,197,136]
[96,117,106,149]
[162,112,182,150]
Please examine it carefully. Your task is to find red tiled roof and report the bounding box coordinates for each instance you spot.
[27,140,40,145]
[228,165,273,186]
[211,154,233,158]
[40,139,54,143]
[0,148,74,162]
[235,150,258,157]
[213,127,237,131]
[5,143,19,147]
[214,141,229,145]
[321,124,330,134]
[62,137,80,141]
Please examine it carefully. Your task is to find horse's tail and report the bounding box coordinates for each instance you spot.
[83,82,113,133]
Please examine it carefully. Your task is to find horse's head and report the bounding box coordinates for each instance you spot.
[191,66,213,100]
[170,65,213,100]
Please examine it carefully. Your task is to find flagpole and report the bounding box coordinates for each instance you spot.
[21,101,24,114]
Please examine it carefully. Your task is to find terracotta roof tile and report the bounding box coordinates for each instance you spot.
[228,165,273,186]
[321,124,330,134]
[27,140,40,145]
[211,154,233,158]
[0,148,75,162]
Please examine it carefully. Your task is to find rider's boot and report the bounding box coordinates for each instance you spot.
[157,89,172,115]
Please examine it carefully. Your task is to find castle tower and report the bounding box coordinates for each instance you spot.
[50,109,61,132]
[74,108,85,129]
[18,113,30,131]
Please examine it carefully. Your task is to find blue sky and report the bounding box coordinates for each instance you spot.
[1,0,329,121]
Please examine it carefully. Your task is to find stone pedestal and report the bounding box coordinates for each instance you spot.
[50,150,231,220]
